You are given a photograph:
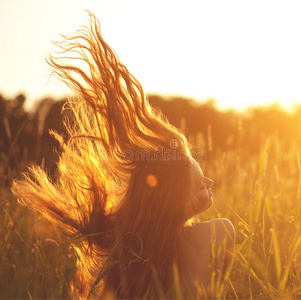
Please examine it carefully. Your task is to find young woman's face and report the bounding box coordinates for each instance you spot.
[188,159,214,217]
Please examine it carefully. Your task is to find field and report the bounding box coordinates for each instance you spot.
[1,95,301,299]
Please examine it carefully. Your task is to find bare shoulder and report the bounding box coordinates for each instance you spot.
[209,218,236,242]
[182,218,236,292]
[208,218,236,275]
[187,218,235,242]
[185,218,235,269]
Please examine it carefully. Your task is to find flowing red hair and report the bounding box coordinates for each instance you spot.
[12,12,193,298]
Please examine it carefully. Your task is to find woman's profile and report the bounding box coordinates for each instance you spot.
[12,12,235,299]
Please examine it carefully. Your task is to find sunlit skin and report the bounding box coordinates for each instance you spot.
[181,158,235,295]
[189,158,214,216]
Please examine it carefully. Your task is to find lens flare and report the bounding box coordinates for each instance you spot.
[146,174,158,188]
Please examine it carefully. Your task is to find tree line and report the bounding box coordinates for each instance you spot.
[1,93,301,186]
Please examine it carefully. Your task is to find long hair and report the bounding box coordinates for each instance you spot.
[12,12,192,298]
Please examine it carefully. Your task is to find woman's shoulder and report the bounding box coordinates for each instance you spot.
[181,218,235,293]
[186,218,235,239]
[184,218,236,254]
[209,218,235,242]
[184,218,236,279]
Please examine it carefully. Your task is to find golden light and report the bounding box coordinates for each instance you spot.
[0,1,301,111]
[146,174,158,188]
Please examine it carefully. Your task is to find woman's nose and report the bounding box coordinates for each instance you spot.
[204,177,214,188]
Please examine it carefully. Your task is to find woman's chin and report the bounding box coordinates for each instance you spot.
[204,196,213,211]
[197,200,213,215]
[209,194,213,206]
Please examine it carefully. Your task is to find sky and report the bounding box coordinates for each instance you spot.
[1,0,301,112]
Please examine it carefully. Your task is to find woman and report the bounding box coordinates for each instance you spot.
[12,13,235,299]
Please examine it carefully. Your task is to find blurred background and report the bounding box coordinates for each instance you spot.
[1,0,301,111]
[2,1,301,299]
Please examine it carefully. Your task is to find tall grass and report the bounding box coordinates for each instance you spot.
[0,117,77,299]
[198,133,301,299]
[1,124,301,298]
[0,185,77,298]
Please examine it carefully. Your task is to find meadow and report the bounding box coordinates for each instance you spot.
[1,94,301,299]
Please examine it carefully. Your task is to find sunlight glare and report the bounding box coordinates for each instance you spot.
[1,0,301,111]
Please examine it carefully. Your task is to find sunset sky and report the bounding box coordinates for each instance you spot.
[1,0,301,111]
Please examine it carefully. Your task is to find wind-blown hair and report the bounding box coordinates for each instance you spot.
[12,12,192,298]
